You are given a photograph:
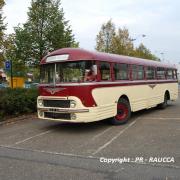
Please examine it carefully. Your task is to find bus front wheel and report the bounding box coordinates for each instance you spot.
[111,98,131,125]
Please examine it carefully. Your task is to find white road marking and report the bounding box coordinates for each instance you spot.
[0,145,96,159]
[78,127,113,149]
[13,130,53,145]
[92,120,137,155]
[91,127,113,141]
[140,117,180,120]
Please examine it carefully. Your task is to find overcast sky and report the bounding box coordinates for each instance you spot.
[3,0,180,64]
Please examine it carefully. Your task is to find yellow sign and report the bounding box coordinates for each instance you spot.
[10,77,25,88]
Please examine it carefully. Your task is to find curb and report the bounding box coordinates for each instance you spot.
[0,114,37,126]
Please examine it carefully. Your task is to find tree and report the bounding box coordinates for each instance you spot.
[96,22,134,55]
[96,19,116,53]
[0,0,6,67]
[12,0,78,68]
[5,34,27,77]
[111,27,134,55]
[96,19,159,61]
[133,43,159,60]
[0,0,5,43]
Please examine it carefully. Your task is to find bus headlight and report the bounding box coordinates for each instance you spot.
[39,111,43,117]
[38,99,43,107]
[70,100,76,108]
[71,113,76,120]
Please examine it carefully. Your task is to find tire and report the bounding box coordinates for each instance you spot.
[158,93,168,109]
[110,98,131,125]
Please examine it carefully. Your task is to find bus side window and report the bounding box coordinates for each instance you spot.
[157,67,165,79]
[113,64,120,80]
[146,67,155,80]
[137,65,144,80]
[132,65,137,80]
[100,62,111,81]
[114,63,129,80]
[167,69,173,79]
[132,65,144,80]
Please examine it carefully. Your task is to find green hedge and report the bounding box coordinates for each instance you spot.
[0,88,38,120]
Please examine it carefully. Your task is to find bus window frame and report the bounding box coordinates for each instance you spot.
[144,66,147,80]
[156,67,166,80]
[166,69,174,79]
[138,65,145,80]
[99,61,112,81]
[134,65,144,80]
[131,64,137,80]
[113,63,130,81]
[130,64,145,81]
[173,69,178,79]
[145,66,156,80]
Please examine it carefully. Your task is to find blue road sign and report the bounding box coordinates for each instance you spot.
[5,60,11,70]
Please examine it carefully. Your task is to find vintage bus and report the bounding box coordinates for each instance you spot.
[37,48,178,125]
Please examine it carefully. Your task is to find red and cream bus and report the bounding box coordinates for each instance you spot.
[37,48,178,125]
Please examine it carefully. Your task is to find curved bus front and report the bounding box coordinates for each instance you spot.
[37,82,118,123]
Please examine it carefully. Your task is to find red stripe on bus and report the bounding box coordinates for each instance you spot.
[39,80,177,107]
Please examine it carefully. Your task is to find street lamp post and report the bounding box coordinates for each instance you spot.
[160,52,165,62]
[155,51,165,62]
[131,34,146,41]
[10,60,13,88]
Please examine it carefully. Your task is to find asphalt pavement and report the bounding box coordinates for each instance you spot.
[0,90,180,180]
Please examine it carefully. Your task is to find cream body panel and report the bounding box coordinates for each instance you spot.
[92,82,178,112]
[37,82,178,123]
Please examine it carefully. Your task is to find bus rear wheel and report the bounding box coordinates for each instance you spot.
[111,98,131,125]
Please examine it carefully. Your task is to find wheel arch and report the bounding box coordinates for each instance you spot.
[118,94,132,110]
[165,90,170,100]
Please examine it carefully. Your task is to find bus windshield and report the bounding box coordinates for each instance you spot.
[40,61,97,84]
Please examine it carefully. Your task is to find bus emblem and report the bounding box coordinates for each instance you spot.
[44,87,66,94]
[149,84,156,89]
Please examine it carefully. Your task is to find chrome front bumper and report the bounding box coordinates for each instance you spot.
[37,107,89,113]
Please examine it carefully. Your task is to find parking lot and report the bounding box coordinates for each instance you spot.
[0,90,180,180]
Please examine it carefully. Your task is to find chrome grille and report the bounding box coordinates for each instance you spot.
[43,100,70,108]
[44,112,71,120]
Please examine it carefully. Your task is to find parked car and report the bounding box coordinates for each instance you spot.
[24,82,39,89]
[0,83,8,89]
[31,83,39,88]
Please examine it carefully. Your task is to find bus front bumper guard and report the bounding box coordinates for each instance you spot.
[38,107,89,113]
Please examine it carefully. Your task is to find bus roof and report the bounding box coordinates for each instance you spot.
[40,48,176,69]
